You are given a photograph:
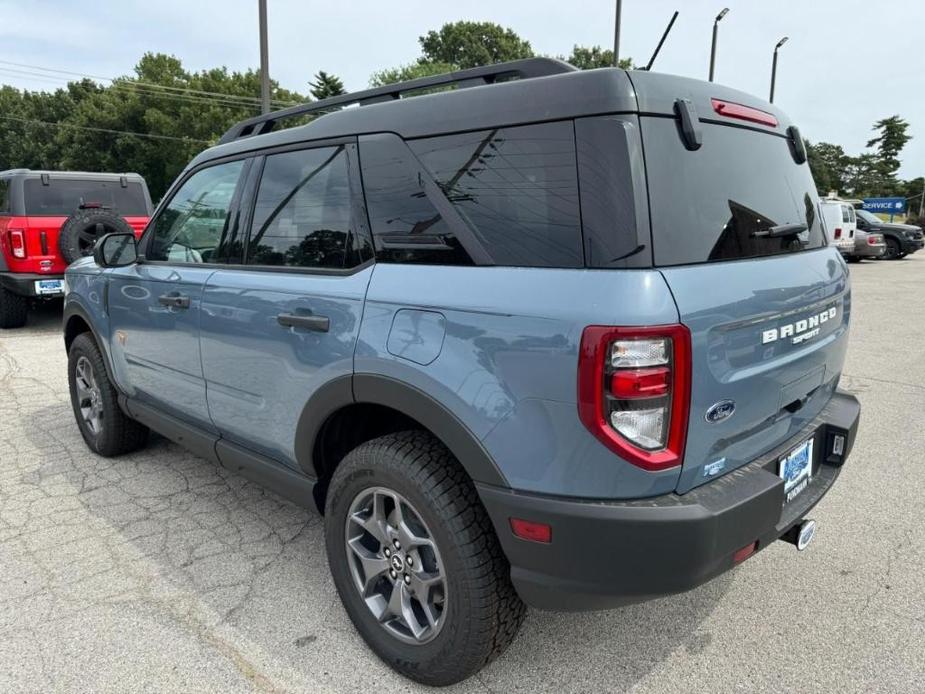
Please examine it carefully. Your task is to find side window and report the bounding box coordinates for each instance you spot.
[247,146,353,269]
[841,206,851,223]
[147,160,245,263]
[0,178,9,214]
[848,207,856,223]
[359,135,473,266]
[409,121,583,268]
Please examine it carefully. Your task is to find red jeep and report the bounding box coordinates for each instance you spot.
[0,170,152,328]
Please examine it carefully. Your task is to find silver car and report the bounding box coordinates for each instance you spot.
[849,211,885,261]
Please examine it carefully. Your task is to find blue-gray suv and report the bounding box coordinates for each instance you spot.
[63,59,861,685]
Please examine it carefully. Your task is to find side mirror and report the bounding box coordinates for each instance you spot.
[93,232,138,268]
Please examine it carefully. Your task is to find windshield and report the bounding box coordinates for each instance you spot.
[856,209,881,224]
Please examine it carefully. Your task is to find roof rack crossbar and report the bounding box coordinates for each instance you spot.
[218,58,577,145]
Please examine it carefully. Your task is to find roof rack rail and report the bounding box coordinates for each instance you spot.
[218,57,577,145]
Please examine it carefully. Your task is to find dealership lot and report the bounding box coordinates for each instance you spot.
[1,257,923,693]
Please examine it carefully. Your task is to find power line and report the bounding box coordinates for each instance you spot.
[0,115,211,144]
[0,66,267,111]
[0,58,297,108]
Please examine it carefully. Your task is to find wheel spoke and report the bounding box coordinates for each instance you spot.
[384,582,425,639]
[408,569,442,599]
[396,520,435,553]
[347,537,390,596]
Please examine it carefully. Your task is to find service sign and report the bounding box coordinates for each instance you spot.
[862,197,906,214]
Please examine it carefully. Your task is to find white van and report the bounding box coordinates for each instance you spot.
[819,200,856,255]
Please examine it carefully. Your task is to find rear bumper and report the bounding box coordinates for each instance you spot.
[0,272,65,297]
[478,390,860,611]
[851,244,884,258]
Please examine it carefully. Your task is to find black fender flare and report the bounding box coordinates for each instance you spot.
[293,373,509,488]
[62,301,118,386]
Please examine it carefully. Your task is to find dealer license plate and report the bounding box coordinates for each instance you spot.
[779,438,813,503]
[34,279,64,295]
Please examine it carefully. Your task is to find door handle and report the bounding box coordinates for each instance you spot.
[277,312,330,332]
[158,293,191,309]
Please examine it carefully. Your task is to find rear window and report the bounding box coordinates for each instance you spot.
[642,119,825,266]
[409,121,583,268]
[0,178,9,214]
[23,178,148,216]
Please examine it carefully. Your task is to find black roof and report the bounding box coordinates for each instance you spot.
[191,58,795,170]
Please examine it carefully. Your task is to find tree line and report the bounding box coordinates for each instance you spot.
[0,19,918,216]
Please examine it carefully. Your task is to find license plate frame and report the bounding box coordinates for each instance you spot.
[34,279,64,296]
[778,437,814,503]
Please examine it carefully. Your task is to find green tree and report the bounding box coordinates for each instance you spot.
[865,115,911,189]
[369,61,457,87]
[419,21,534,69]
[564,45,633,70]
[806,141,850,196]
[309,71,346,100]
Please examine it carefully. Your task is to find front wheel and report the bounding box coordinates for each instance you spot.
[883,237,901,260]
[324,431,525,686]
[67,333,149,456]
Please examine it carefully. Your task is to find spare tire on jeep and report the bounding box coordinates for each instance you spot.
[58,207,134,264]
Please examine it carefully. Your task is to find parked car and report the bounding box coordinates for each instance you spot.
[848,218,885,262]
[0,170,152,328]
[855,208,924,260]
[819,199,856,256]
[62,59,860,686]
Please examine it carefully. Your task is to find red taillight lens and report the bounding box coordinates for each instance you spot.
[8,229,26,258]
[509,518,552,544]
[711,98,778,127]
[578,325,691,472]
[610,367,670,399]
[733,541,758,564]
[833,228,842,239]
[869,235,881,245]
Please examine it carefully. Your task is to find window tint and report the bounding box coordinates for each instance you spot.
[247,146,352,269]
[642,119,825,266]
[409,121,583,267]
[0,178,9,214]
[841,206,851,223]
[359,135,472,266]
[147,160,244,263]
[23,178,148,216]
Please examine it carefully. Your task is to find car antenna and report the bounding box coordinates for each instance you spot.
[643,10,679,71]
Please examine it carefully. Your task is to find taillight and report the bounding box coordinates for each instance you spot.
[833,228,842,239]
[578,324,691,471]
[8,229,26,258]
[869,235,881,245]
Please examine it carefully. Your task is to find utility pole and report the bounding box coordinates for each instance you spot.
[709,8,729,82]
[613,0,623,67]
[919,182,924,218]
[258,0,270,114]
[769,36,788,103]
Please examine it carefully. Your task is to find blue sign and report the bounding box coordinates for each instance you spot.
[863,197,906,214]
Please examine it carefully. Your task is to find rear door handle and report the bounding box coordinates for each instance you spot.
[158,293,191,309]
[277,312,330,333]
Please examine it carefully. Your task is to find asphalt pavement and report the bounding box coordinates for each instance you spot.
[1,255,923,693]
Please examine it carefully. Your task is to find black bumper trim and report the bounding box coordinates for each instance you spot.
[0,272,65,297]
[477,390,860,611]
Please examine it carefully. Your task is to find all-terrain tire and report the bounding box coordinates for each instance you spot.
[0,285,28,329]
[324,431,526,686]
[67,332,149,456]
[58,208,134,264]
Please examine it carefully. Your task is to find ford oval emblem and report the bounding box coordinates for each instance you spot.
[705,400,736,424]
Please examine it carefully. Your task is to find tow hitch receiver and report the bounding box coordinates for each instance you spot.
[781,519,817,551]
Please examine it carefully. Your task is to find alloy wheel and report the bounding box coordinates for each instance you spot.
[344,486,448,645]
[74,356,104,436]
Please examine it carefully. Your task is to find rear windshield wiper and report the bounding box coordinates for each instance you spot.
[752,222,808,238]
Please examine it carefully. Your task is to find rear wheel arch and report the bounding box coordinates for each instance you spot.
[297,374,509,513]
[63,304,118,386]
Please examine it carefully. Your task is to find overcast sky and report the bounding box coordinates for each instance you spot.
[2,0,922,178]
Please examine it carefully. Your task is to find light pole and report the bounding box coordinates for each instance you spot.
[258,0,270,114]
[709,8,729,82]
[613,0,623,67]
[769,36,788,104]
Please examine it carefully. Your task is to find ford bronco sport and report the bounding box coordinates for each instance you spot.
[62,59,861,685]
[0,169,151,328]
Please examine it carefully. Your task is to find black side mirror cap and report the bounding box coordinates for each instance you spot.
[787,126,807,164]
[674,98,702,151]
[93,232,138,268]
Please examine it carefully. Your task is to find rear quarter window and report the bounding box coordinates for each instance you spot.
[0,178,9,214]
[23,178,149,216]
[409,120,583,268]
[642,118,825,266]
